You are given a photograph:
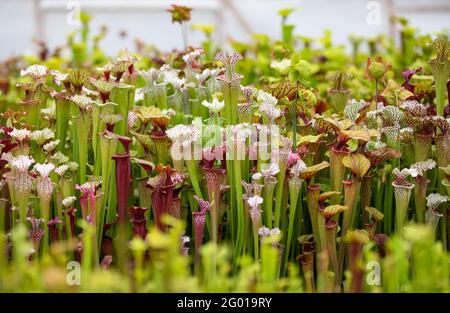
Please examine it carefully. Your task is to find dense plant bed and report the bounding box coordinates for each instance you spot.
[0,7,449,292]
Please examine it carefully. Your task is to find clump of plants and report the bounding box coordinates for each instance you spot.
[0,6,449,293]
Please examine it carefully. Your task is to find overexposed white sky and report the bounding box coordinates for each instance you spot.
[0,0,449,59]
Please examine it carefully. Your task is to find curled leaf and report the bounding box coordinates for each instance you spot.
[365,146,401,167]
[322,204,347,219]
[365,206,384,222]
[299,161,329,181]
[319,191,341,203]
[340,129,373,142]
[296,134,323,146]
[342,153,370,177]
[344,229,370,244]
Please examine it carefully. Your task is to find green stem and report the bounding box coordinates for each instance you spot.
[251,217,260,261]
[301,256,315,293]
[384,174,394,235]
[440,209,447,250]
[35,147,45,164]
[337,179,361,284]
[414,178,428,223]
[154,83,168,110]
[0,233,6,278]
[283,178,302,275]
[39,199,50,257]
[55,94,71,152]
[99,133,118,251]
[18,193,29,227]
[92,102,117,176]
[393,184,413,232]
[74,113,90,184]
[80,220,93,281]
[152,134,169,165]
[329,147,347,205]
[0,199,7,234]
[414,134,433,162]
[260,238,279,289]
[106,167,117,227]
[292,92,297,152]
[317,211,327,256]
[221,84,239,126]
[325,225,339,287]
[186,159,202,197]
[375,79,378,103]
[263,182,276,228]
[374,177,384,232]
[361,175,373,226]
[110,84,135,140]
[306,184,321,251]
[274,155,288,228]
[233,159,244,267]
[433,74,447,117]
